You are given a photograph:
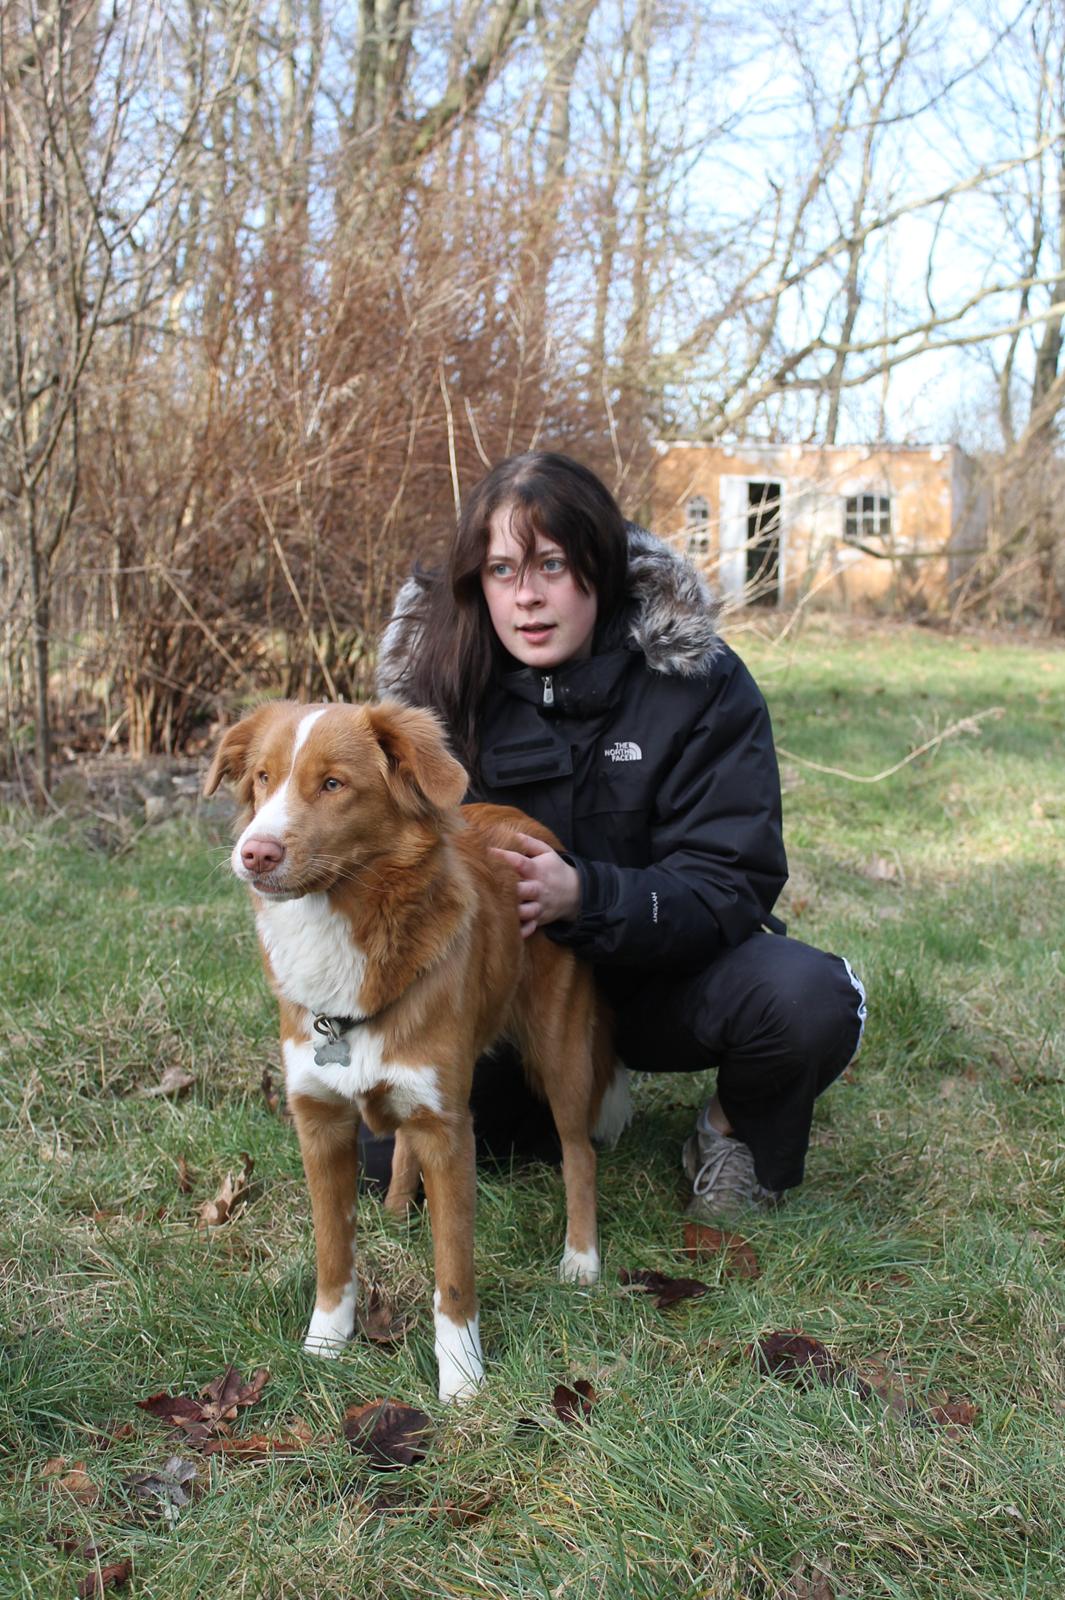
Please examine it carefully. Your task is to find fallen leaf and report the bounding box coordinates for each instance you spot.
[176,1155,193,1194]
[682,1222,761,1279]
[925,1398,977,1431]
[619,1266,712,1307]
[750,1331,854,1390]
[77,1559,132,1597]
[444,1492,497,1526]
[87,1421,135,1450]
[136,1366,269,1446]
[49,1529,98,1560]
[552,1380,596,1423]
[774,1558,836,1599]
[42,1459,100,1504]
[866,855,899,881]
[260,1068,281,1115]
[343,1400,432,1470]
[140,1065,194,1098]
[129,1455,199,1512]
[197,1154,254,1228]
[357,1282,415,1346]
[281,1416,316,1445]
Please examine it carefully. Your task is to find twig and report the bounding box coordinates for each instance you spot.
[777,706,1004,784]
[253,488,339,703]
[439,360,461,520]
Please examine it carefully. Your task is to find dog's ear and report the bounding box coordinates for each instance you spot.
[367,702,468,817]
[203,706,270,798]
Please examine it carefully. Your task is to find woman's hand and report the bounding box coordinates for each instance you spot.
[490,833,581,937]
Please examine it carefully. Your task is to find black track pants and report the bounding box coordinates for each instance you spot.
[607,932,866,1191]
[358,933,866,1195]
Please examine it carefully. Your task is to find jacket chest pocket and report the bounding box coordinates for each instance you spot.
[480,732,574,789]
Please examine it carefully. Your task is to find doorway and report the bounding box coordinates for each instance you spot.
[747,481,781,604]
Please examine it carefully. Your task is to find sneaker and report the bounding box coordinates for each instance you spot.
[682,1105,782,1220]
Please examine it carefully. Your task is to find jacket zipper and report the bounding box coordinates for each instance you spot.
[542,673,554,707]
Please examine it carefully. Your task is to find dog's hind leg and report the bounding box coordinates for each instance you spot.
[290,1094,360,1356]
[383,1128,421,1215]
[517,983,601,1286]
[408,1112,484,1403]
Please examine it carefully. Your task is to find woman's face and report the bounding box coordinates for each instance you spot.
[481,505,598,669]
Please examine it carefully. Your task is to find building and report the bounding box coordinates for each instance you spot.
[650,441,984,610]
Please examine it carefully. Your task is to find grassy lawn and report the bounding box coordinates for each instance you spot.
[2,619,1063,1599]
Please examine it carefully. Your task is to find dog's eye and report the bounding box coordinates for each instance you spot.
[257,771,268,786]
[322,776,344,793]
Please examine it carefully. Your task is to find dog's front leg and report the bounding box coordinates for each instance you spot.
[290,1094,360,1356]
[410,1113,483,1403]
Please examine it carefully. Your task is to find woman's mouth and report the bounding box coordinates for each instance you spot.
[518,623,555,640]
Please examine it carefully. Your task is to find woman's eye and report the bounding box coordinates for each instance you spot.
[542,557,566,574]
[488,562,513,580]
[322,776,344,793]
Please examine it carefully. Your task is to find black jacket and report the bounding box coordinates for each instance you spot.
[377,525,788,981]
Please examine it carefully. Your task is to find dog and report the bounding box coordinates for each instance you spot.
[204,699,628,1402]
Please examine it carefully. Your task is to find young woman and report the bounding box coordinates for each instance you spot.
[374,451,866,1217]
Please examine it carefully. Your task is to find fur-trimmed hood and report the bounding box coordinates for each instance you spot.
[376,523,723,699]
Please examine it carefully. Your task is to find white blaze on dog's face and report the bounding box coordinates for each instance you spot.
[203,701,468,900]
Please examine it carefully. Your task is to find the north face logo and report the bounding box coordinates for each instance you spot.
[604,741,642,762]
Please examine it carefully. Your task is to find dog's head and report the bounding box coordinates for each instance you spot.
[204,700,468,900]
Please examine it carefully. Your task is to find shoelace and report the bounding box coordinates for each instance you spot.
[691,1137,755,1199]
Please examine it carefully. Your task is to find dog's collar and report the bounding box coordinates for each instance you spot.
[313,1011,372,1039]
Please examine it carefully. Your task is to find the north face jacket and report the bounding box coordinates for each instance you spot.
[377,525,788,984]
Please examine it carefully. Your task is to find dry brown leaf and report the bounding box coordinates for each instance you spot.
[176,1155,193,1194]
[750,1331,853,1390]
[86,1421,135,1450]
[45,1461,100,1505]
[926,1398,978,1432]
[140,1065,194,1098]
[775,1558,836,1600]
[619,1266,712,1307]
[343,1400,432,1470]
[260,1068,281,1114]
[196,1154,254,1228]
[137,1365,269,1446]
[682,1221,761,1278]
[77,1559,132,1597]
[282,1416,316,1445]
[552,1380,597,1423]
[357,1282,415,1346]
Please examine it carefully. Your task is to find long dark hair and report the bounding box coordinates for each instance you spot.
[403,452,629,768]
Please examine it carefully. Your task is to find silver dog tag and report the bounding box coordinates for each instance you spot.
[313,1037,351,1068]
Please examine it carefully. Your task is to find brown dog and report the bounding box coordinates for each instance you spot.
[205,700,625,1401]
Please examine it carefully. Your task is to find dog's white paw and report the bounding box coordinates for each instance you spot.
[559,1244,600,1286]
[303,1294,355,1357]
[434,1293,483,1403]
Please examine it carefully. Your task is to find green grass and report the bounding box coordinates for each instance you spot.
[2,619,1064,1599]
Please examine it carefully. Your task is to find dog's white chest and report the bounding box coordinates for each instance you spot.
[256,893,368,1016]
[282,1033,442,1120]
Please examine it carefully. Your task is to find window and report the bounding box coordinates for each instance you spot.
[685,495,711,554]
[844,493,891,542]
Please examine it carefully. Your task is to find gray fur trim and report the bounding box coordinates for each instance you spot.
[374,524,723,699]
[623,522,724,676]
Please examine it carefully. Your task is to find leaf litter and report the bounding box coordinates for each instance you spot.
[196,1154,254,1228]
[343,1400,433,1469]
[682,1221,761,1278]
[618,1266,713,1307]
[136,1365,269,1447]
[752,1330,978,1432]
